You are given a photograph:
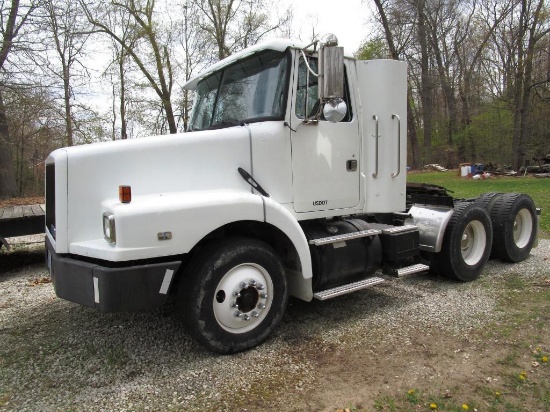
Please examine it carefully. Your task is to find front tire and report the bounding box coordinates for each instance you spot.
[178,238,288,354]
[432,203,492,281]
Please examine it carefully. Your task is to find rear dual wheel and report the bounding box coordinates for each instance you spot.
[433,193,537,281]
[432,203,492,282]
[490,193,537,262]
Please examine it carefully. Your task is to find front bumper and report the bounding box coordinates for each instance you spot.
[46,237,181,312]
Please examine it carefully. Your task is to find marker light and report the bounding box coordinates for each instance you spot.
[103,212,116,244]
[119,185,132,203]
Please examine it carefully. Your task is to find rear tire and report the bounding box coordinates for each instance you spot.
[178,238,288,354]
[475,192,503,213]
[490,193,537,262]
[475,192,503,258]
[432,203,492,282]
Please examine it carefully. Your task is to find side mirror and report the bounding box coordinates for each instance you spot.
[319,37,344,100]
[319,35,346,122]
[300,34,347,123]
[323,98,347,123]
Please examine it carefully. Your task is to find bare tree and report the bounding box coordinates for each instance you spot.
[4,87,64,194]
[0,0,35,198]
[369,0,531,168]
[81,0,179,134]
[102,5,143,139]
[41,0,95,147]
[509,0,550,169]
[372,0,421,169]
[194,0,291,60]
[178,1,210,131]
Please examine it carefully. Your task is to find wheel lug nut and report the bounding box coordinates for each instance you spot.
[243,314,250,321]
[230,302,238,308]
[233,291,241,297]
[234,311,242,318]
[257,303,266,309]
[240,282,247,289]
[252,311,259,318]
[257,283,265,290]
[249,279,257,286]
[260,293,267,299]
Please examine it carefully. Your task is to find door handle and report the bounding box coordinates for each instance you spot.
[372,115,379,178]
[346,159,357,172]
[391,114,401,178]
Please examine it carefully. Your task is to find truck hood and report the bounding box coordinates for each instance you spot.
[48,127,253,248]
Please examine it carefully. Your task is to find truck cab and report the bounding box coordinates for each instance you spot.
[45,36,539,353]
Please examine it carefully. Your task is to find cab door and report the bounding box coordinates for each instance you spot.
[290,53,361,213]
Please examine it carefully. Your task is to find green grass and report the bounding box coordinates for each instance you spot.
[407,171,549,234]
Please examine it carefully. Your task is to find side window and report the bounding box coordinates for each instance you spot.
[296,56,319,119]
[295,55,353,122]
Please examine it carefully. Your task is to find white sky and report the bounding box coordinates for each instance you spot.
[279,0,374,55]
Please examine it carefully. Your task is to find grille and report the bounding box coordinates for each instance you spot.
[45,163,56,238]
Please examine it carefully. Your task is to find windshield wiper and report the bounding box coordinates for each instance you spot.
[238,168,270,197]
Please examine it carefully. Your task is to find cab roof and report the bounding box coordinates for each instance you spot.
[183,39,307,91]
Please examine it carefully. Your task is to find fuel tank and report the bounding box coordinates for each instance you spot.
[302,218,382,291]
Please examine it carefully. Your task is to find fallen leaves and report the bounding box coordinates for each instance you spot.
[28,277,51,286]
[0,197,45,209]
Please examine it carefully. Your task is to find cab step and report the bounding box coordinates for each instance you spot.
[381,224,418,234]
[384,263,430,278]
[397,263,430,277]
[308,229,381,246]
[313,277,385,300]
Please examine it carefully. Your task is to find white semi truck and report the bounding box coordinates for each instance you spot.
[45,36,539,353]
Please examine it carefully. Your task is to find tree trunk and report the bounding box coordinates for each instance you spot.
[119,55,128,139]
[163,94,177,134]
[62,67,74,146]
[407,88,421,169]
[417,0,433,165]
[0,0,21,198]
[0,88,17,198]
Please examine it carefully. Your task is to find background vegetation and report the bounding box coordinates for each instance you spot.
[1,0,550,198]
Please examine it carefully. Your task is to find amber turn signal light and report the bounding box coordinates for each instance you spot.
[119,185,132,203]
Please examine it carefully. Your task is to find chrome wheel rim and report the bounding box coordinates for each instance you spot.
[213,263,273,334]
[461,220,487,265]
[513,208,532,248]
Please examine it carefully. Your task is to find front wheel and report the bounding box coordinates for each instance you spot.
[432,203,492,282]
[178,238,288,354]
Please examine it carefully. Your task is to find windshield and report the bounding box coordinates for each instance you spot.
[189,50,289,131]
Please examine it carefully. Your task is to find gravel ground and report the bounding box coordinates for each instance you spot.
[1,236,549,411]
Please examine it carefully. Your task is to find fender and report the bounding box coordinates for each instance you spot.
[405,204,454,253]
[68,191,313,284]
[263,196,313,301]
[262,197,312,279]
[68,190,314,299]
[70,191,265,261]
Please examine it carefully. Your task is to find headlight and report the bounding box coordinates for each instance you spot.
[103,212,116,244]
